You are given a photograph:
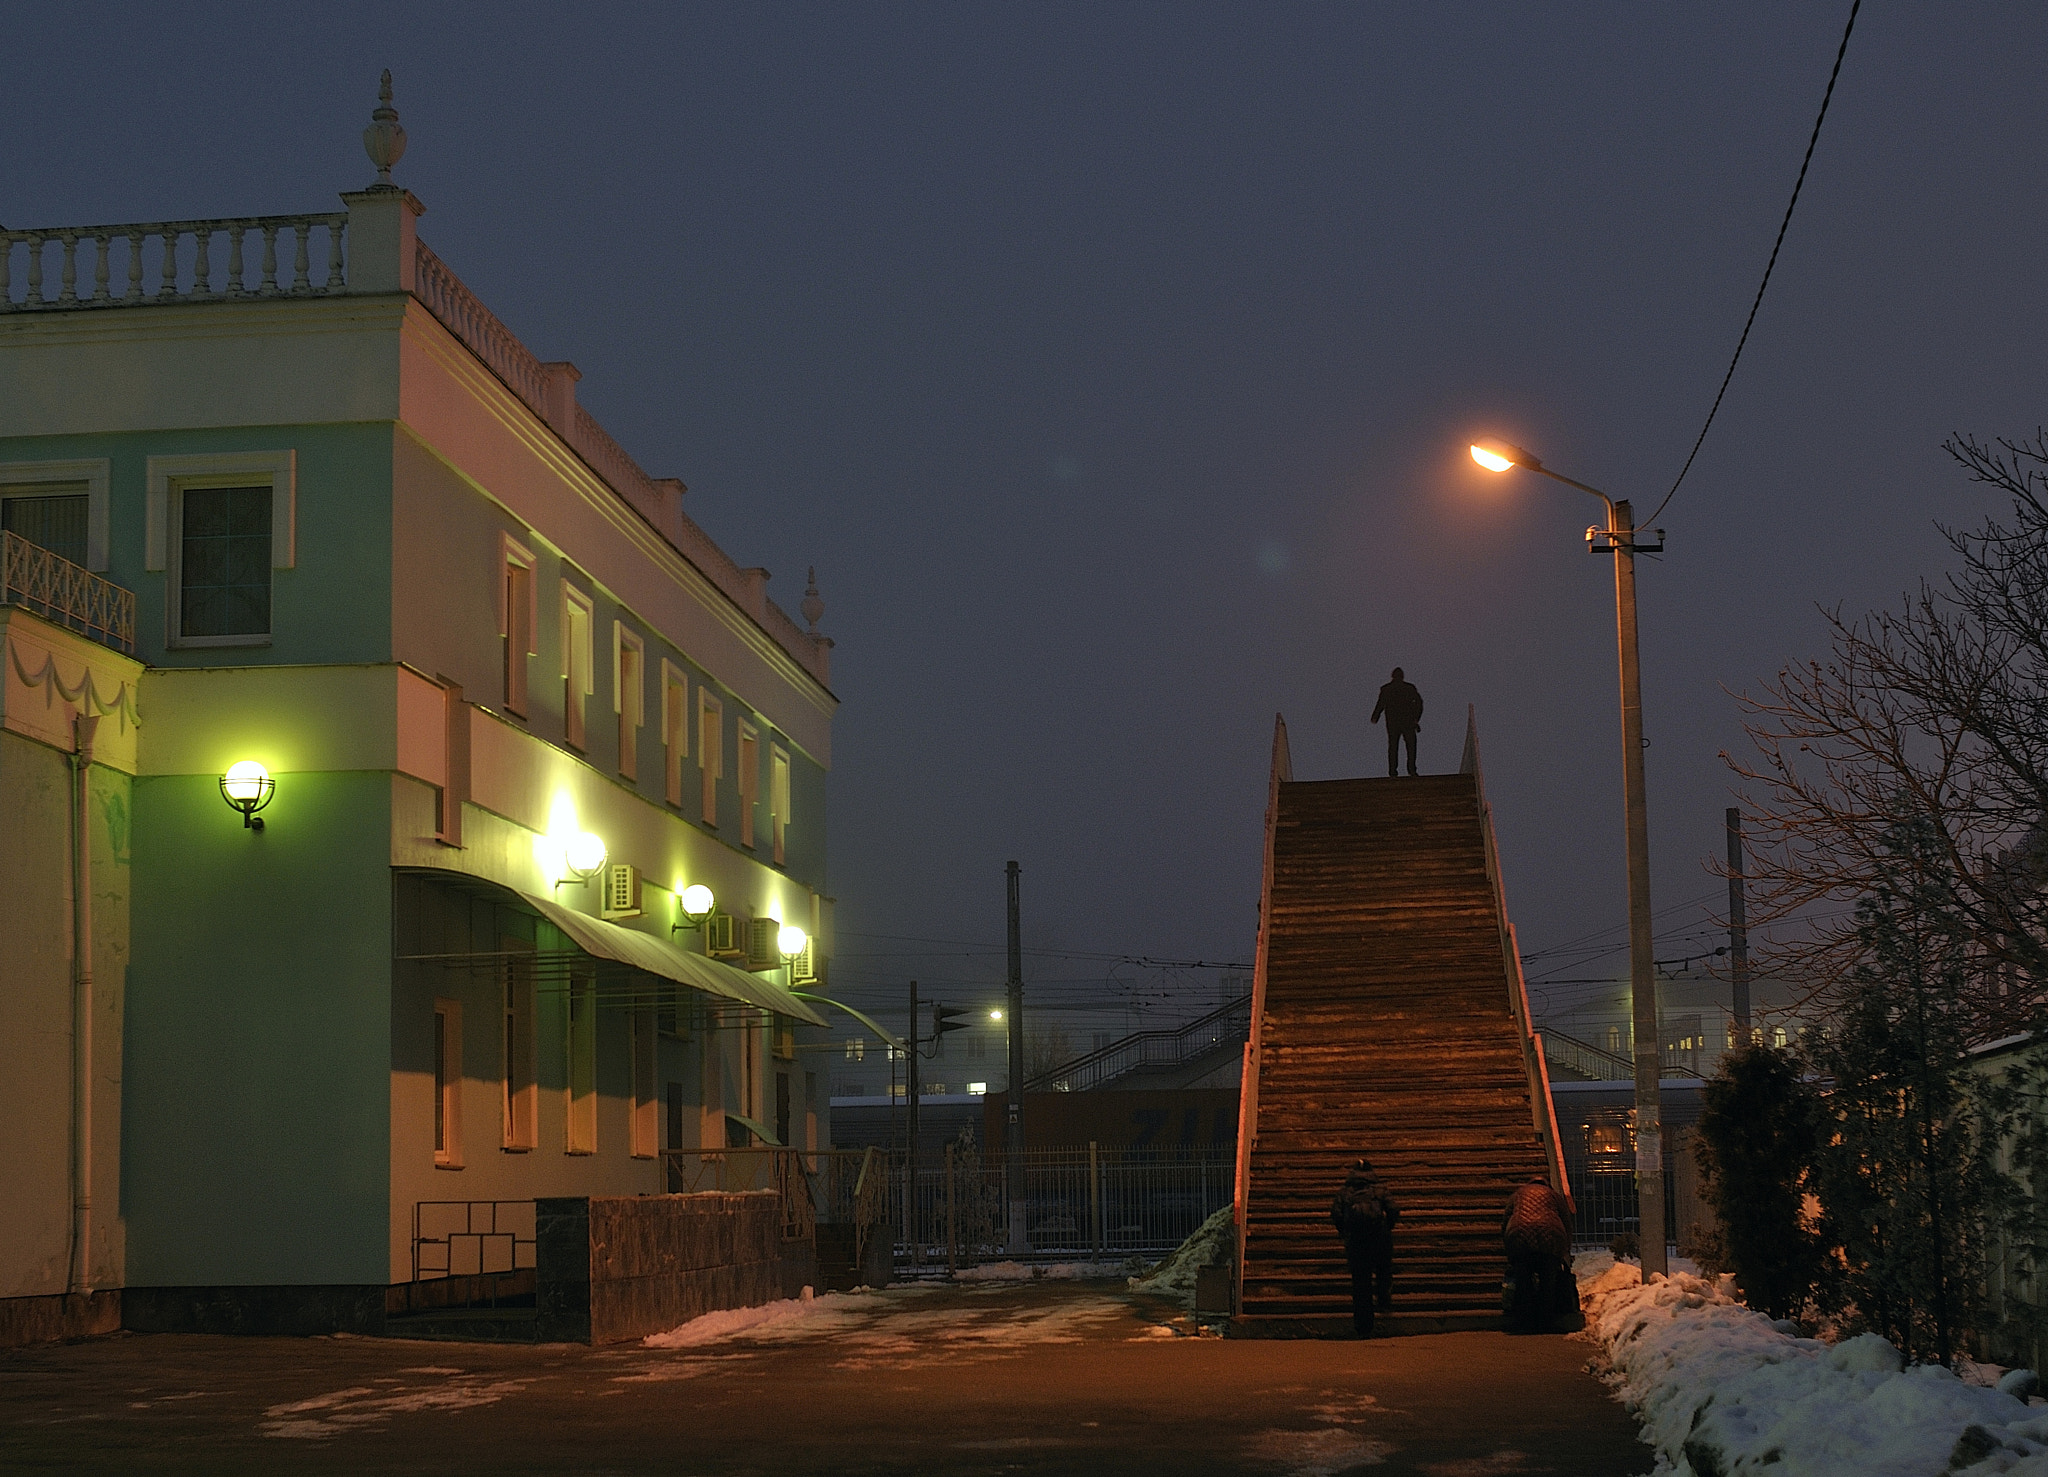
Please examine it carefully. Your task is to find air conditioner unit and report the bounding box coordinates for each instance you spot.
[601,862,641,919]
[745,917,781,972]
[790,936,819,986]
[704,912,740,958]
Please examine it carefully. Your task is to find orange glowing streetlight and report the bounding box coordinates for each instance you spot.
[1469,434,1669,1278]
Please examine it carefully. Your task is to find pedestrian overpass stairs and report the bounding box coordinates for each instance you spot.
[1232,712,1568,1335]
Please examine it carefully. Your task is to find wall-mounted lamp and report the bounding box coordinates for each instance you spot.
[220,761,275,831]
[778,923,809,959]
[560,831,606,886]
[674,883,716,933]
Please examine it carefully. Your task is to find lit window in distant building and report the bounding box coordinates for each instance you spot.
[968,1082,987,1096]
[845,1037,866,1062]
[1772,1026,1788,1049]
[1605,1026,1622,1054]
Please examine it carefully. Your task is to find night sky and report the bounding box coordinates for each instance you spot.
[9,4,2044,1032]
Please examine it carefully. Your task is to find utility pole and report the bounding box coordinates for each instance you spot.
[1727,808,1750,1042]
[907,979,920,1268]
[1612,497,1666,1278]
[1004,861,1027,1255]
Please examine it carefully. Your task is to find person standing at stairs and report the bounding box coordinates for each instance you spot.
[1502,1178,1574,1332]
[1370,668,1424,777]
[1330,1158,1400,1336]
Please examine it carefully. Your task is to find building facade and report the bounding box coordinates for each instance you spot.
[0,84,837,1338]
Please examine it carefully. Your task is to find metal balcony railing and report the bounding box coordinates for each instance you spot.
[1,531,136,653]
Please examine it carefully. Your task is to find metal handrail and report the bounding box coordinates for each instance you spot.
[1026,994,1252,1094]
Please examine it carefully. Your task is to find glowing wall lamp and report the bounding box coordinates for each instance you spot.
[674,883,716,933]
[777,923,809,960]
[220,761,275,831]
[560,831,607,886]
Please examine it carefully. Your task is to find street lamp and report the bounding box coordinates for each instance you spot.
[1469,435,1668,1278]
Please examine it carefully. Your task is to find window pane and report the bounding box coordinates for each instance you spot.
[2,492,89,567]
[180,486,272,638]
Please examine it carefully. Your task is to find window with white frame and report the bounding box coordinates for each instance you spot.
[561,584,594,752]
[434,999,463,1168]
[566,964,597,1153]
[661,661,689,808]
[500,536,536,716]
[614,623,644,781]
[698,690,724,827]
[502,941,537,1151]
[770,745,791,866]
[738,722,759,849]
[146,452,294,648]
[0,459,109,570]
[631,1006,657,1159]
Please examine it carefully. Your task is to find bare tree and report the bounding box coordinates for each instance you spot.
[1726,432,2048,1040]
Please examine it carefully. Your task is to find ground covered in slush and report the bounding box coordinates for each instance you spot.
[1580,1251,2048,1476]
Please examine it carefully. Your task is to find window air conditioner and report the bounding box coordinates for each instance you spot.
[602,862,641,919]
[704,912,740,957]
[790,936,819,985]
[745,916,781,972]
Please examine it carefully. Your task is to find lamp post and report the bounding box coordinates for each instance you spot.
[1470,437,1668,1278]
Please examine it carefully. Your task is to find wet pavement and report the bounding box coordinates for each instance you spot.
[0,1280,1649,1475]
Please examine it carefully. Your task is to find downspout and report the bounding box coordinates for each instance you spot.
[70,713,99,1297]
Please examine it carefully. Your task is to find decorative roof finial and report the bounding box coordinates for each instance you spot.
[801,567,825,633]
[363,69,408,187]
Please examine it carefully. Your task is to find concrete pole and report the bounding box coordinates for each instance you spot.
[1005,861,1027,1254]
[1612,500,1665,1278]
[907,980,920,1268]
[1727,808,1750,1041]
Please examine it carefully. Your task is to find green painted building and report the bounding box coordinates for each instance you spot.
[0,86,838,1340]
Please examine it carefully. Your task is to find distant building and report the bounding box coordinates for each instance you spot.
[1,84,836,1341]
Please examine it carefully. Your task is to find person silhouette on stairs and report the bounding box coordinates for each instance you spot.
[1370,668,1424,777]
[1331,1157,1400,1336]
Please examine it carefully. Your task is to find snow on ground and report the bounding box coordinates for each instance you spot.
[1579,1251,2048,1476]
[642,1288,846,1348]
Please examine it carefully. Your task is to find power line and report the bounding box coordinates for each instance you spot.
[1645,0,1862,528]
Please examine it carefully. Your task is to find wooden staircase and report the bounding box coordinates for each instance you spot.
[1231,713,1566,1336]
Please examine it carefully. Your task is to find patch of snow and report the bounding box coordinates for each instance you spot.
[1579,1251,2041,1477]
[642,1287,847,1348]
[1241,1426,1393,1474]
[1130,1206,1234,1305]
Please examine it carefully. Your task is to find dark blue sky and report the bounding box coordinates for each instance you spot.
[9,4,2044,1023]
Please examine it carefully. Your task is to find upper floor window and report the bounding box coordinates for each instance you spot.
[0,459,109,571]
[770,745,791,866]
[561,583,594,751]
[146,452,295,648]
[614,623,644,781]
[500,536,536,716]
[697,690,724,826]
[737,722,759,848]
[661,661,689,808]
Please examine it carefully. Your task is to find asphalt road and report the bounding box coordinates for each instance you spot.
[0,1280,1650,1475]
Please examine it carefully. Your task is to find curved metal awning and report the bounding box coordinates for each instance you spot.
[520,891,826,1028]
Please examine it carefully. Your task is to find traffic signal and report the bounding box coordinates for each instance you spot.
[933,1003,974,1037]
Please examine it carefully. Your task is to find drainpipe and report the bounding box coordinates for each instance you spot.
[70,713,98,1298]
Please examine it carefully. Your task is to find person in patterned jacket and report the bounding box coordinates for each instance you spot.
[1502,1177,1574,1331]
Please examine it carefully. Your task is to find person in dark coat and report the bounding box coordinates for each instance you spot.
[1502,1177,1574,1331]
[1330,1157,1400,1336]
[1370,668,1424,777]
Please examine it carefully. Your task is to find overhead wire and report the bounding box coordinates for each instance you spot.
[1644,0,1862,528]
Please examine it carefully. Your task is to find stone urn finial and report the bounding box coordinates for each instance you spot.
[363,69,408,186]
[801,567,825,633]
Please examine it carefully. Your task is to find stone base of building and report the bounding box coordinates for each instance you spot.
[0,1291,123,1347]
[122,1284,387,1337]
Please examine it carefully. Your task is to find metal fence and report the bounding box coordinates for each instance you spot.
[1562,1164,1679,1252]
[412,1200,537,1282]
[891,1145,1236,1271]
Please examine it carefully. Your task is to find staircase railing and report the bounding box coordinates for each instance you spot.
[1024,993,1252,1094]
[2,531,135,653]
[1541,1027,1701,1081]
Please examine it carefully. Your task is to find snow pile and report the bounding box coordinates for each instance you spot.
[1582,1254,2047,1476]
[954,1260,1116,1282]
[1129,1207,1234,1305]
[643,1287,832,1348]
